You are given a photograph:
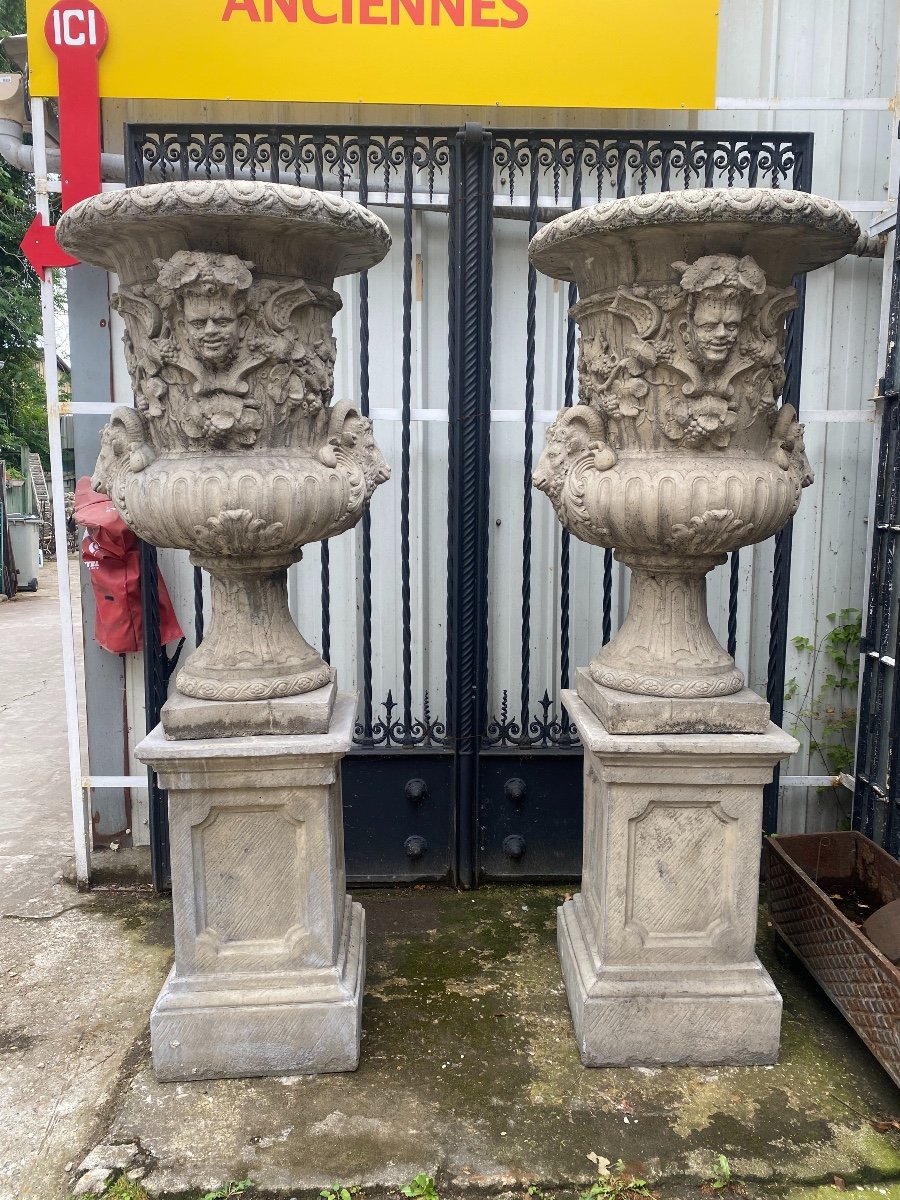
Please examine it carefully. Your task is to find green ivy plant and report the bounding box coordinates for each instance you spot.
[784,608,861,801]
[401,1175,440,1200]
[702,1154,745,1195]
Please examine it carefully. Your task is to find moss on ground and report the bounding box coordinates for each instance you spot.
[359,887,900,1191]
[82,885,899,1198]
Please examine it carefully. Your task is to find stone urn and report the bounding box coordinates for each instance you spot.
[57,182,391,716]
[530,188,859,723]
[533,189,861,1067]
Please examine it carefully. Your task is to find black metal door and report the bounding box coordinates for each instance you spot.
[129,122,812,890]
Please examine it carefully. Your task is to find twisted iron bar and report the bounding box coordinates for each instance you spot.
[728,551,740,660]
[357,137,375,744]
[400,139,415,733]
[520,148,539,734]
[193,564,204,646]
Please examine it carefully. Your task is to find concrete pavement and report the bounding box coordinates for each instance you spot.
[0,561,171,1200]
[0,563,898,1200]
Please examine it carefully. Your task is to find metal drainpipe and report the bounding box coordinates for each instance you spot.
[0,116,128,182]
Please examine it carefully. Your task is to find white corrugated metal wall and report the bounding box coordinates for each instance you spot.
[96,0,898,847]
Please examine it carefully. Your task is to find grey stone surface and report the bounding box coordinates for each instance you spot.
[862,897,900,964]
[77,1143,139,1174]
[63,845,151,888]
[575,666,770,735]
[137,691,365,1081]
[71,1168,112,1196]
[0,561,172,1200]
[90,888,900,1199]
[559,690,796,1067]
[5,564,899,1198]
[151,898,365,1081]
[58,183,391,714]
[140,690,359,765]
[161,676,337,739]
[558,896,782,1067]
[530,188,859,705]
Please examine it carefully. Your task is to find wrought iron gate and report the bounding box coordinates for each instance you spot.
[854,186,900,859]
[127,122,813,890]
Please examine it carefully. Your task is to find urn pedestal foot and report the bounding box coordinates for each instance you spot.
[575,667,770,735]
[589,553,745,700]
[559,689,796,1068]
[136,692,363,1082]
[175,561,333,704]
[161,677,337,740]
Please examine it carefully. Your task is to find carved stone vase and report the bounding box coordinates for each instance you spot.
[58,182,391,1081]
[58,181,391,728]
[531,188,860,729]
[530,188,860,1067]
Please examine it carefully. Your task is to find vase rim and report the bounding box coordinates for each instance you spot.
[57,180,392,277]
[528,186,860,283]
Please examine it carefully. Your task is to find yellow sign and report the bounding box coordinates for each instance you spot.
[27,0,719,109]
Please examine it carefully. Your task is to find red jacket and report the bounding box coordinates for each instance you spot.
[74,478,183,654]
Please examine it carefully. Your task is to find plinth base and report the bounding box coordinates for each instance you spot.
[576,668,770,735]
[559,689,796,1069]
[558,895,781,1067]
[151,897,365,1082]
[137,692,362,1083]
[161,677,336,740]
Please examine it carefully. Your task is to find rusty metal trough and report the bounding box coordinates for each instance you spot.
[766,830,900,1088]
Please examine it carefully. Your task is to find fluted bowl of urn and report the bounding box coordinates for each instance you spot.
[530,188,859,701]
[58,181,391,705]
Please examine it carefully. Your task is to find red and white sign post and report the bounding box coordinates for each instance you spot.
[21,0,108,274]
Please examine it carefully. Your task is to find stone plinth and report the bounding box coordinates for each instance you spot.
[136,692,363,1082]
[558,690,796,1067]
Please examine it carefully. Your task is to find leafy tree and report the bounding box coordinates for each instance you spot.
[0,0,49,470]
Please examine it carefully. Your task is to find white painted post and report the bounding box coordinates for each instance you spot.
[31,96,91,887]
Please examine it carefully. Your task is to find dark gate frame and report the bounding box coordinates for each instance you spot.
[854,183,900,859]
[127,122,814,892]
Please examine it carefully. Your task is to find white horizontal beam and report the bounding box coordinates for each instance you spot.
[799,409,875,423]
[87,771,848,791]
[369,407,876,425]
[84,775,148,789]
[866,651,896,667]
[64,401,124,415]
[68,404,876,426]
[780,774,854,789]
[715,96,892,110]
